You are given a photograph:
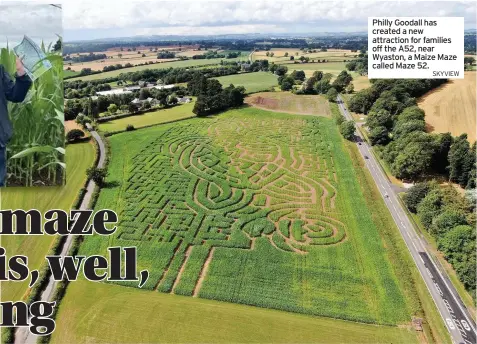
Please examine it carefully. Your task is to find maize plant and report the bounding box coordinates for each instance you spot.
[1,41,64,186]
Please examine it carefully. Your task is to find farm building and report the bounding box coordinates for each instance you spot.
[96,84,174,97]
[152,84,175,90]
[131,97,158,108]
[96,88,133,96]
[177,97,192,103]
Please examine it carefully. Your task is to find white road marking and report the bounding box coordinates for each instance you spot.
[336,95,475,343]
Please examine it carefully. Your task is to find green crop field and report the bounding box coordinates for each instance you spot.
[81,107,414,325]
[99,101,196,133]
[67,57,243,82]
[0,142,95,301]
[64,69,80,78]
[51,279,418,344]
[213,72,278,94]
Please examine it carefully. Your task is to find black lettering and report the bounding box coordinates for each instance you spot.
[0,301,29,327]
[93,210,118,235]
[70,210,93,235]
[8,255,29,281]
[46,256,85,281]
[0,209,42,235]
[44,209,69,235]
[29,301,56,336]
[83,256,108,281]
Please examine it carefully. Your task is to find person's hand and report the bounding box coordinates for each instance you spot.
[16,56,26,77]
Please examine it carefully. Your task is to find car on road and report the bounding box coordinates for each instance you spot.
[358,142,361,145]
[384,193,389,198]
[364,155,369,159]
[461,320,471,331]
[446,318,456,330]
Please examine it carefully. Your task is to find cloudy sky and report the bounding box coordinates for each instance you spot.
[61,0,476,41]
[0,3,62,47]
[1,1,474,43]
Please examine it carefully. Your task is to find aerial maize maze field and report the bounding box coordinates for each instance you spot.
[83,107,413,325]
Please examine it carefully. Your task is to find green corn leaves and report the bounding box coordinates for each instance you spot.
[2,41,65,187]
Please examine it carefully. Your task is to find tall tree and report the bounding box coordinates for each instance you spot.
[448,134,472,187]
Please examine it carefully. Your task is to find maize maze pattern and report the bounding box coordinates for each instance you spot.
[117,117,348,294]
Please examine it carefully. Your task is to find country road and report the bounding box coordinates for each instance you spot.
[337,94,476,344]
[15,123,107,344]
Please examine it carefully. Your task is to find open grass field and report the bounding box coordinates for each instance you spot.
[0,141,95,301]
[245,92,331,116]
[284,61,349,78]
[82,107,415,326]
[99,101,196,133]
[63,69,80,78]
[51,279,418,344]
[418,71,476,142]
[213,72,278,94]
[67,57,243,82]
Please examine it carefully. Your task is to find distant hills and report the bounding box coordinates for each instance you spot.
[66,32,368,44]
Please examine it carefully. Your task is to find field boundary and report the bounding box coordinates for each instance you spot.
[14,124,108,344]
[103,114,196,136]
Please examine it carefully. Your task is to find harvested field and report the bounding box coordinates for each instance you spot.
[65,120,90,137]
[350,72,371,91]
[65,46,204,72]
[418,71,476,142]
[252,49,357,63]
[66,56,178,72]
[67,57,242,82]
[245,92,331,116]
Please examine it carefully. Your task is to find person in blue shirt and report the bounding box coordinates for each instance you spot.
[0,57,32,186]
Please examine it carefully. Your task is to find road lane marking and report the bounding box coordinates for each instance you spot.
[338,95,474,343]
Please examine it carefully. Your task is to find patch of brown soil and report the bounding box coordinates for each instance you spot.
[192,247,215,297]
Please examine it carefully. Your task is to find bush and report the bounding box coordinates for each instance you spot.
[126,124,135,131]
[339,121,355,140]
[66,129,85,143]
[86,167,108,187]
[326,87,338,102]
[403,182,432,213]
[75,113,92,126]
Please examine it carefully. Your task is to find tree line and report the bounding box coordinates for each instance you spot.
[192,50,241,59]
[65,86,186,120]
[64,53,108,63]
[348,78,476,186]
[404,182,476,294]
[348,74,476,296]
[65,65,243,98]
[187,75,245,117]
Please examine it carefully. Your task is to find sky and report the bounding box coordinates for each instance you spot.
[60,0,476,42]
[0,3,62,47]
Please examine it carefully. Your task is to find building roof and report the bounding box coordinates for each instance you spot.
[96,89,133,96]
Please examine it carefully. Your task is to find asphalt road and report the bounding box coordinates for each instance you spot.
[337,95,476,344]
[15,124,107,344]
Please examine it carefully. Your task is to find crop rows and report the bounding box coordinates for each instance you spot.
[112,116,349,295]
